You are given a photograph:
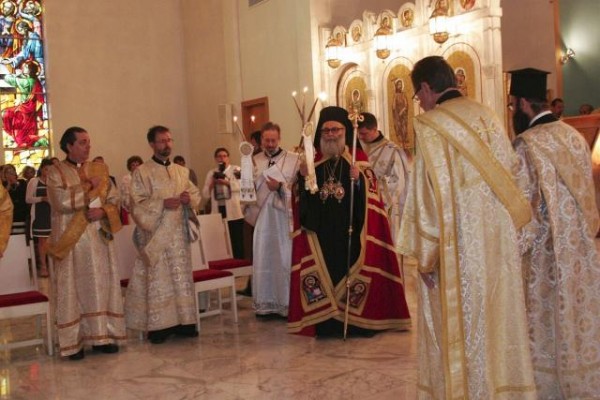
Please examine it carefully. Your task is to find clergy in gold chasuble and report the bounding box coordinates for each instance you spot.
[47,161,126,357]
[398,96,537,399]
[0,184,13,255]
[514,118,600,399]
[125,160,201,332]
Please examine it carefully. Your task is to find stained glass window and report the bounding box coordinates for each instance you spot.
[0,0,50,174]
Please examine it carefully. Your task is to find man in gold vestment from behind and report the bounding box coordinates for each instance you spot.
[398,56,537,399]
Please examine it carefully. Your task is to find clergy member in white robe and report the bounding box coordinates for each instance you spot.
[125,125,201,344]
[357,112,411,244]
[244,122,299,318]
[47,126,125,360]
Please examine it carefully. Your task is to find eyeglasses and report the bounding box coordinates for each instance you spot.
[320,127,345,135]
[154,138,174,145]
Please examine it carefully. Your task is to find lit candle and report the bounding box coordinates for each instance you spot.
[301,87,308,123]
[306,97,320,123]
[291,90,303,120]
[232,116,245,141]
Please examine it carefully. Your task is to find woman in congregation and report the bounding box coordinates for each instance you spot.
[26,158,53,277]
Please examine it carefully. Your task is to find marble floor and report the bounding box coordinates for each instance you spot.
[0,263,419,400]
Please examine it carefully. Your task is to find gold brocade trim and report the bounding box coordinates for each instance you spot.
[82,311,125,318]
[0,185,13,254]
[56,311,125,329]
[48,162,115,261]
[291,253,314,272]
[60,341,84,353]
[366,186,381,202]
[361,265,403,284]
[417,225,439,243]
[417,383,437,398]
[420,108,531,229]
[495,384,537,394]
[47,211,89,261]
[101,203,122,237]
[287,308,339,333]
[365,234,397,253]
[288,231,343,330]
[416,127,469,399]
[331,313,411,330]
[534,360,600,374]
[367,203,388,219]
[442,137,470,400]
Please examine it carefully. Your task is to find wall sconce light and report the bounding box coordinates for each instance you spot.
[325,36,343,69]
[560,48,575,64]
[374,24,393,60]
[429,8,449,44]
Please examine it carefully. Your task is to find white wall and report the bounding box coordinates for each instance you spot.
[236,0,314,150]
[44,0,190,179]
[180,0,237,186]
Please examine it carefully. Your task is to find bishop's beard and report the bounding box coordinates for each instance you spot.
[320,136,345,158]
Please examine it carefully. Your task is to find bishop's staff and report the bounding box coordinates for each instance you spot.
[233,116,257,203]
[343,107,363,340]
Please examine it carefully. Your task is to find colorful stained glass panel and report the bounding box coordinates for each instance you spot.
[0,0,50,173]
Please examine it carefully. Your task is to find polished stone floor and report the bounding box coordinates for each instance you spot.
[0,262,419,400]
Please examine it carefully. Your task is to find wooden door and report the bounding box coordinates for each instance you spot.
[241,97,269,139]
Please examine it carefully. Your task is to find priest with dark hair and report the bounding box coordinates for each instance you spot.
[510,68,600,399]
[288,106,411,338]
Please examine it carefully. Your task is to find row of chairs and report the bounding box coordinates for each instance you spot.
[0,213,252,355]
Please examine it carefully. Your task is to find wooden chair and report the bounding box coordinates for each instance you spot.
[0,234,53,355]
[197,214,252,280]
[190,237,238,332]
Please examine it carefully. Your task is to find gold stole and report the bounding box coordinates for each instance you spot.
[48,162,122,260]
[0,185,13,255]
[415,104,531,399]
